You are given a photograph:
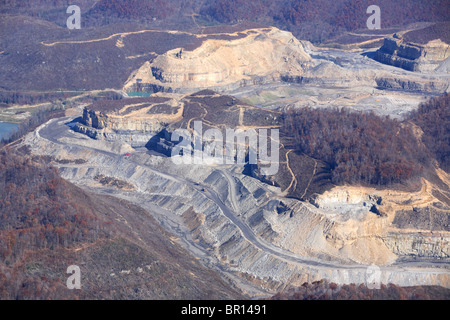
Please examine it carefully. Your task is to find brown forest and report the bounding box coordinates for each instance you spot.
[282,93,449,187]
[0,150,112,299]
[0,151,111,267]
[408,93,450,172]
[270,280,450,300]
[201,0,449,42]
[283,107,430,186]
[1,0,448,43]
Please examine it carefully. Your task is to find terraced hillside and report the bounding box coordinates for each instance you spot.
[10,89,448,295]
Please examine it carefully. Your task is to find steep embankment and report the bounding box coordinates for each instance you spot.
[375,22,450,72]
[73,96,184,147]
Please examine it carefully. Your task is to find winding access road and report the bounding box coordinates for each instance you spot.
[34,117,450,283]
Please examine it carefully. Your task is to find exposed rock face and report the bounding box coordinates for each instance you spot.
[375,76,449,92]
[119,25,449,99]
[385,233,449,258]
[72,91,335,202]
[73,96,183,147]
[21,120,450,290]
[375,36,450,72]
[313,183,450,263]
[123,27,313,93]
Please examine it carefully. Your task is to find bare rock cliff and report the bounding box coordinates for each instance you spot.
[73,97,183,147]
[375,36,450,72]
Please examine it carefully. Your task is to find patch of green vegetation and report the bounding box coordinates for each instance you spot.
[240,96,263,106]
[241,91,281,106]
[260,92,279,101]
[25,262,42,272]
[316,43,346,49]
[127,92,152,97]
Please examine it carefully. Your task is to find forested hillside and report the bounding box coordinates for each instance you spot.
[283,107,430,186]
[89,0,172,20]
[0,150,110,263]
[271,280,450,300]
[0,150,111,298]
[203,0,449,41]
[408,93,450,172]
[1,0,448,43]
[282,93,449,187]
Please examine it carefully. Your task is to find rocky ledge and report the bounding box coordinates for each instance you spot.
[73,96,183,147]
[375,34,449,72]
